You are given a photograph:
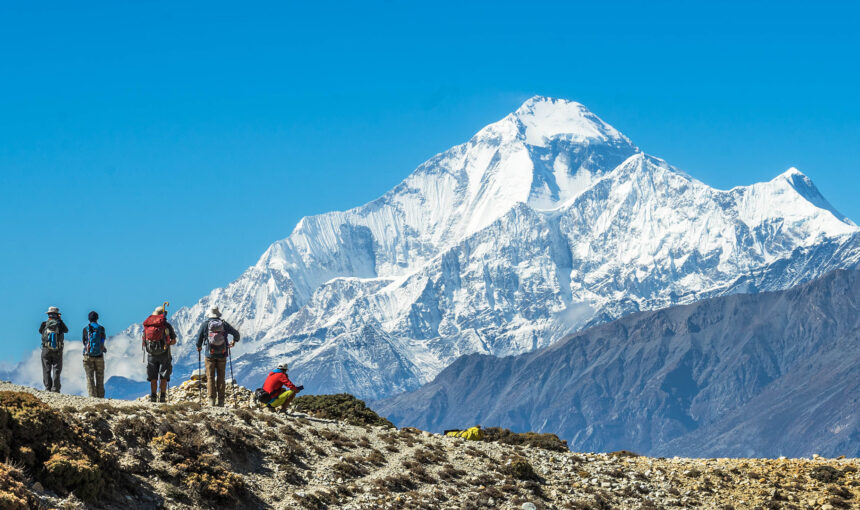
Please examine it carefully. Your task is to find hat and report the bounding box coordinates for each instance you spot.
[207,307,222,319]
[152,306,165,315]
[277,362,288,371]
[46,306,60,315]
[88,311,99,322]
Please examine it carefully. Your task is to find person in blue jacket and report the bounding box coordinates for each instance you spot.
[81,310,107,398]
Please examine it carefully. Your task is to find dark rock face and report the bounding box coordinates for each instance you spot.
[378,269,860,458]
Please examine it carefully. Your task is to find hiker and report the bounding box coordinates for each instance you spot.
[81,311,107,398]
[195,306,240,407]
[262,362,303,413]
[39,306,68,392]
[142,305,177,403]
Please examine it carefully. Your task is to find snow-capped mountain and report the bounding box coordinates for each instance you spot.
[8,96,859,399]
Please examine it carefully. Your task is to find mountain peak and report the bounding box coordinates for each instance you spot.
[771,167,854,226]
[510,96,633,148]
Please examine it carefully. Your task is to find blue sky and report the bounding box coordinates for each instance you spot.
[1,1,858,363]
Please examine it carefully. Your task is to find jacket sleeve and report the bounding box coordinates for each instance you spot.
[59,320,69,334]
[82,326,88,343]
[226,322,241,343]
[39,322,45,334]
[196,322,207,349]
[100,326,107,346]
[282,373,298,392]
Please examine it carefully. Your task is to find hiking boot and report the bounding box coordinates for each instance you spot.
[209,398,217,407]
[159,393,167,403]
[150,393,157,403]
[217,398,225,407]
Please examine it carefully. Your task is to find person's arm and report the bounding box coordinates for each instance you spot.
[59,320,69,334]
[226,322,240,345]
[196,322,206,350]
[166,322,177,344]
[82,326,88,343]
[39,322,45,334]
[100,326,107,350]
[282,373,298,392]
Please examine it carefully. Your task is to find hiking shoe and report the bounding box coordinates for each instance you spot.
[150,393,157,403]
[159,393,167,403]
[209,398,217,407]
[217,399,225,407]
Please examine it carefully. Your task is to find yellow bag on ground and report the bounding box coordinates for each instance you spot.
[444,426,483,440]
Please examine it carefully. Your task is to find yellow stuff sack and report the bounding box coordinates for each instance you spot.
[444,426,483,441]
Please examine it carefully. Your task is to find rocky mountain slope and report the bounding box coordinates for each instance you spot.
[7,96,859,399]
[1,381,858,510]
[378,268,860,459]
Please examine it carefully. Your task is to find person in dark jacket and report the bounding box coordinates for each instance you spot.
[143,305,177,403]
[81,310,107,398]
[39,306,69,392]
[262,362,303,413]
[195,307,240,407]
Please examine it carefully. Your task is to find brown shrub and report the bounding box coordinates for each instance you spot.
[482,426,568,452]
[501,457,540,481]
[0,463,37,510]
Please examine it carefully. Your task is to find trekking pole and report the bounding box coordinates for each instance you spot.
[198,350,202,403]
[227,343,235,405]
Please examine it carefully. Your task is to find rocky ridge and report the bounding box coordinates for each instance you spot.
[1,380,859,510]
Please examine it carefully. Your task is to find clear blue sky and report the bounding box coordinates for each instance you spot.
[1,1,858,363]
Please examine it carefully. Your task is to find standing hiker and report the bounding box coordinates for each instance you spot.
[142,304,177,403]
[195,307,240,407]
[81,311,107,398]
[261,362,303,413]
[39,306,68,392]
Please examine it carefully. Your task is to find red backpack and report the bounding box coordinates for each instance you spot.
[143,315,169,354]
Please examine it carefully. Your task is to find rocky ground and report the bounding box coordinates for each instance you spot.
[1,379,858,510]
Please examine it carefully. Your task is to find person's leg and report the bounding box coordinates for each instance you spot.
[51,350,63,392]
[216,358,226,406]
[205,357,216,405]
[159,353,172,402]
[95,356,105,398]
[41,348,53,391]
[147,355,158,401]
[279,390,296,413]
[83,357,96,397]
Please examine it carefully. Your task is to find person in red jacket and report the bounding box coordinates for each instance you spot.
[262,362,304,413]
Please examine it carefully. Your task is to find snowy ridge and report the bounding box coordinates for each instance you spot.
[7,96,859,399]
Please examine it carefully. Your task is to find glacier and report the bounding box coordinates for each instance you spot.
[7,96,859,399]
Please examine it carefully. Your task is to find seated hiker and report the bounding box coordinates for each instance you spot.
[39,306,69,393]
[82,310,107,398]
[262,362,303,413]
[195,306,240,407]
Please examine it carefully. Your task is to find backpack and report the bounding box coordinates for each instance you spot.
[84,323,103,357]
[42,318,64,350]
[444,426,484,441]
[207,319,228,355]
[254,388,272,403]
[143,315,169,355]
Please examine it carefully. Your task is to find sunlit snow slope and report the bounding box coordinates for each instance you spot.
[9,96,859,399]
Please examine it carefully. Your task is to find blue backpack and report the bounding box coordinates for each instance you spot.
[84,323,104,356]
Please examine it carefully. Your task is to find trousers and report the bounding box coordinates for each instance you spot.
[205,357,227,402]
[83,355,105,398]
[41,347,63,392]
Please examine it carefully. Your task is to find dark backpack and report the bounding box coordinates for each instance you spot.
[42,318,64,350]
[84,323,104,357]
[254,388,272,403]
[143,315,169,355]
[207,319,228,355]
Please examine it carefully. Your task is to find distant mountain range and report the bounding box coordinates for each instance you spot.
[377,268,860,458]
[6,96,859,402]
